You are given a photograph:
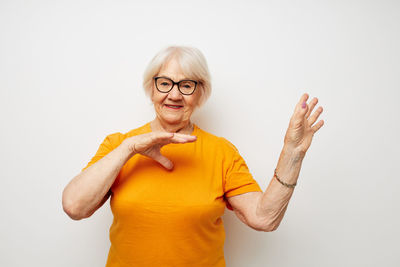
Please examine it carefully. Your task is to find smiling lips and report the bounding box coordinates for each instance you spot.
[165,104,183,110]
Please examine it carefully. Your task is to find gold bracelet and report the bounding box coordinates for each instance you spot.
[274,168,297,188]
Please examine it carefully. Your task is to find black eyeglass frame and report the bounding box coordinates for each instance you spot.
[153,76,198,95]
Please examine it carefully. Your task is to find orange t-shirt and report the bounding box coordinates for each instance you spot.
[81,123,262,267]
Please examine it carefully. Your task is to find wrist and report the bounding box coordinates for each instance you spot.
[120,140,137,158]
[274,168,296,189]
[274,144,304,186]
[282,144,306,162]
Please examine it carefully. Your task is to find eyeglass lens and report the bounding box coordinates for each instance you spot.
[156,77,196,94]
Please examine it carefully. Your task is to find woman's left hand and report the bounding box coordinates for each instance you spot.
[284,93,325,155]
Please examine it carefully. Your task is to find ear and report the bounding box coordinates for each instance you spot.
[150,85,155,103]
[195,84,204,108]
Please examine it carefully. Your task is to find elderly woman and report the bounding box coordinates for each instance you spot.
[62,46,324,266]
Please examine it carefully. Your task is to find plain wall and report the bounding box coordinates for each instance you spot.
[1,0,399,266]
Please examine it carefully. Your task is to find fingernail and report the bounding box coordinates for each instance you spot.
[302,102,306,109]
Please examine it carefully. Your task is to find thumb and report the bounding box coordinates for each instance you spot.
[151,151,174,170]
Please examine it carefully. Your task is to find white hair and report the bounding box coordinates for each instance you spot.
[142,46,212,107]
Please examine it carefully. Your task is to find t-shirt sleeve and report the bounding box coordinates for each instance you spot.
[221,138,263,211]
[81,132,123,172]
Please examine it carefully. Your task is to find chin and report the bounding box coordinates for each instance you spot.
[160,114,185,125]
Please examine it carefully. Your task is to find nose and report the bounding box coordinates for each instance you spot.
[168,84,183,100]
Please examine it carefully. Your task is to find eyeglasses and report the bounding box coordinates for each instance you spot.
[154,76,198,95]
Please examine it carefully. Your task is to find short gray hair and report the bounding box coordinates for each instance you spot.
[142,46,212,107]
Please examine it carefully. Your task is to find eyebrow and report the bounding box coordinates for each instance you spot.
[157,76,195,82]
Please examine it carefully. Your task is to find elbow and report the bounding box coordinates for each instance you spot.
[62,191,87,221]
[261,224,278,232]
[254,219,280,232]
[254,209,282,232]
[257,223,278,232]
[63,201,86,220]
[63,205,86,220]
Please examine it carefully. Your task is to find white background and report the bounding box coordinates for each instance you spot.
[1,0,399,266]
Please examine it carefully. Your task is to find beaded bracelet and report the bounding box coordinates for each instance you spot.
[274,168,297,188]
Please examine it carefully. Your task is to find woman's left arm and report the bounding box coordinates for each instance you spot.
[256,93,325,231]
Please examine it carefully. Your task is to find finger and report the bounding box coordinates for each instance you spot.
[152,132,197,146]
[150,132,175,144]
[308,106,323,126]
[299,93,309,107]
[151,151,174,170]
[305,97,318,118]
[149,133,197,149]
[292,93,309,122]
[170,133,197,143]
[170,137,196,144]
[311,119,324,132]
[171,132,196,139]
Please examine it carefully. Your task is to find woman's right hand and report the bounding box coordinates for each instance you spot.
[122,132,197,170]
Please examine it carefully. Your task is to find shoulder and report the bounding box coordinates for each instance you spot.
[218,137,239,152]
[102,132,125,149]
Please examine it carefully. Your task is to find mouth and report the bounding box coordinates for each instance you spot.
[164,104,183,110]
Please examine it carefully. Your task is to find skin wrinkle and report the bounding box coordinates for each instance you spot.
[208,92,324,232]
[64,49,326,239]
[150,57,200,135]
[255,145,305,230]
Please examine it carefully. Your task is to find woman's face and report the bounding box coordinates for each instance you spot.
[151,58,201,127]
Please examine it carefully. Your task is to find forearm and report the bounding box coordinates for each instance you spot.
[62,141,135,219]
[256,145,305,231]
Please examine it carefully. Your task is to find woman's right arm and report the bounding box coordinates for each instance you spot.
[62,132,197,220]
[62,141,135,220]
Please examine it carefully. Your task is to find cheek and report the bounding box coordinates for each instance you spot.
[151,88,165,105]
[183,98,199,114]
[189,90,202,107]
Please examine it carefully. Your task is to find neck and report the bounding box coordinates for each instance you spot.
[150,118,194,135]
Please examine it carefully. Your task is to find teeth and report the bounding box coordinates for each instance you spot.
[167,105,182,108]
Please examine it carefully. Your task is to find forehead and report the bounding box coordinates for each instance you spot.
[157,58,188,81]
